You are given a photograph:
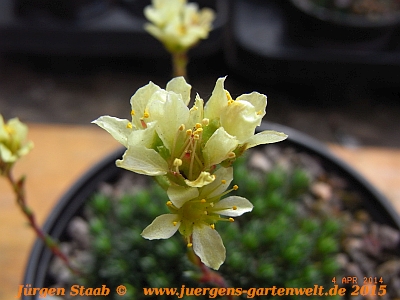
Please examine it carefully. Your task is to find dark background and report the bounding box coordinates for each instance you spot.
[1,0,400,148]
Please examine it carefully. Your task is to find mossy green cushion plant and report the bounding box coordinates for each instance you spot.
[83,152,341,300]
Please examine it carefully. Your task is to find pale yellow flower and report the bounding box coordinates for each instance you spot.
[93,77,237,188]
[0,115,33,164]
[141,167,253,270]
[204,77,288,152]
[93,76,287,188]
[144,0,215,53]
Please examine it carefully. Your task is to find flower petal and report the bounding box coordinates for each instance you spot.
[204,77,228,121]
[236,91,267,121]
[213,196,253,217]
[148,90,189,151]
[127,123,157,149]
[203,127,238,167]
[244,130,288,149]
[116,145,168,176]
[167,185,199,208]
[92,116,132,147]
[199,167,233,199]
[192,224,226,270]
[220,100,262,144]
[141,214,180,239]
[130,81,161,128]
[166,76,192,106]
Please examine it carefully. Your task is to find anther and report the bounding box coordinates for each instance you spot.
[187,243,193,248]
[195,123,202,129]
[193,134,200,140]
[229,218,234,222]
[204,211,208,215]
[179,124,185,131]
[232,206,237,210]
[126,122,133,129]
[143,111,150,118]
[210,224,215,229]
[131,109,135,116]
[186,129,192,136]
[228,152,236,159]
[233,185,239,190]
[173,158,182,167]
[173,221,178,226]
[200,199,206,203]
[166,201,173,206]
[221,180,226,184]
[257,110,263,115]
[202,118,209,126]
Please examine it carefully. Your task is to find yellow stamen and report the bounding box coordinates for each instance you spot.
[225,90,233,102]
[143,111,150,118]
[173,221,178,226]
[202,118,209,126]
[221,180,226,184]
[204,211,208,215]
[179,124,185,131]
[233,185,239,190]
[187,243,193,248]
[229,218,234,222]
[210,224,215,229]
[233,206,237,210]
[257,110,263,115]
[186,129,192,136]
[195,123,202,129]
[131,109,135,116]
[126,122,132,129]
[200,199,206,203]
[166,201,173,206]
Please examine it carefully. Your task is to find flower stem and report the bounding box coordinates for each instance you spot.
[187,246,236,300]
[5,169,78,275]
[172,51,188,78]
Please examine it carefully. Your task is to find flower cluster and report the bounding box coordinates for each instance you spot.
[0,115,33,173]
[93,77,287,269]
[144,0,215,53]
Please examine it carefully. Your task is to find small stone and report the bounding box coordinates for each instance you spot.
[249,151,272,172]
[378,224,400,250]
[343,237,364,253]
[348,221,368,236]
[67,217,90,250]
[336,253,349,268]
[311,182,332,200]
[377,260,400,278]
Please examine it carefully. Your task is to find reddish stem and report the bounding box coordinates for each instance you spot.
[6,170,78,274]
[188,246,236,300]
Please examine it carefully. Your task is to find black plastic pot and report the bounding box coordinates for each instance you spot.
[224,0,400,86]
[22,122,400,298]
